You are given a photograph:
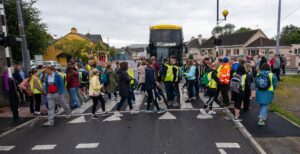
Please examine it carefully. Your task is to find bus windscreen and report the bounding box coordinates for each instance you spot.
[150,29,182,45]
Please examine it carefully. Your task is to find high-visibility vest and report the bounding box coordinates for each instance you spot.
[220,63,231,84]
[268,73,274,91]
[127,68,135,85]
[217,64,223,78]
[164,64,174,82]
[207,72,217,89]
[30,76,43,94]
[241,74,247,91]
[174,66,180,82]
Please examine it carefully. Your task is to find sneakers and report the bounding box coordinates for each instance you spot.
[66,114,71,119]
[114,111,123,117]
[130,110,139,114]
[200,108,207,115]
[234,117,243,122]
[185,99,191,103]
[33,111,41,116]
[208,110,217,115]
[191,97,196,101]
[157,109,166,114]
[146,110,154,113]
[258,120,266,126]
[102,112,110,117]
[114,98,119,101]
[43,121,54,126]
[91,114,98,119]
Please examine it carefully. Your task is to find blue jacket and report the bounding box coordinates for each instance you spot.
[184,65,196,80]
[45,72,65,95]
[256,71,278,105]
[145,66,156,90]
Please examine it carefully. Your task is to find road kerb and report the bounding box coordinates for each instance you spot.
[0,117,38,139]
[223,109,267,154]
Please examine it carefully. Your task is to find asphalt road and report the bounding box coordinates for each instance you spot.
[0,90,257,154]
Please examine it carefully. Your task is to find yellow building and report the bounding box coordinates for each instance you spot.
[43,27,108,67]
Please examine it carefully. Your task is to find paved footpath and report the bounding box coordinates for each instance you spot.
[0,89,257,154]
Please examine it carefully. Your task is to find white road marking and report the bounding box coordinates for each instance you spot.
[75,143,99,149]
[0,146,15,151]
[126,93,145,111]
[216,143,240,148]
[159,111,176,120]
[68,116,86,124]
[97,100,116,113]
[32,144,56,150]
[103,114,121,122]
[218,148,227,154]
[179,87,194,109]
[72,100,93,114]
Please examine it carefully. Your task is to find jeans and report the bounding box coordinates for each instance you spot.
[164,82,180,103]
[91,95,105,114]
[281,65,286,75]
[47,93,71,122]
[187,80,195,98]
[69,88,80,108]
[33,94,42,112]
[259,104,269,120]
[117,96,133,111]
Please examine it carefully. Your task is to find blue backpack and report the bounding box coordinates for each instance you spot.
[101,72,110,86]
[255,72,271,90]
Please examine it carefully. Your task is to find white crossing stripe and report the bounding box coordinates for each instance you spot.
[197,114,213,119]
[179,86,194,109]
[126,93,145,111]
[72,100,93,114]
[218,149,227,154]
[159,111,176,120]
[75,143,99,149]
[0,146,15,151]
[68,116,86,124]
[216,143,240,148]
[97,100,116,113]
[199,93,219,108]
[32,144,56,150]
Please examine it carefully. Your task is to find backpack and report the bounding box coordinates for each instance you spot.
[101,72,110,86]
[80,71,89,83]
[255,72,271,90]
[201,72,209,85]
[230,74,242,94]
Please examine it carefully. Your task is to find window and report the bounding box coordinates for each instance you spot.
[294,48,300,55]
[295,49,298,55]
[226,49,231,56]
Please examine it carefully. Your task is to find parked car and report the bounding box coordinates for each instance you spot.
[44,61,62,70]
[30,60,36,69]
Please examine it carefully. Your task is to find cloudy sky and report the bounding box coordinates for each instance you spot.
[34,0,300,48]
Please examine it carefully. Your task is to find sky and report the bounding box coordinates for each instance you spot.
[33,0,300,48]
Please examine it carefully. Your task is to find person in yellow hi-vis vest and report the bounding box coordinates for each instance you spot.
[30,69,45,116]
[127,67,136,102]
[162,56,180,107]
[199,63,219,115]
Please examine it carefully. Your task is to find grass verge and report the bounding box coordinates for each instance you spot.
[270,103,300,126]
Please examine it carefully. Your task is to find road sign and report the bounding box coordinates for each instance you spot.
[34,55,44,66]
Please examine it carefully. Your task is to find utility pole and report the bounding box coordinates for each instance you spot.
[214,0,228,59]
[16,0,30,73]
[0,0,20,123]
[275,0,281,55]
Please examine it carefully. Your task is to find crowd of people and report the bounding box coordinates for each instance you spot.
[2,53,285,126]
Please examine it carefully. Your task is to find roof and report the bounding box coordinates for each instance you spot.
[246,37,290,47]
[84,33,103,43]
[186,39,202,48]
[201,30,260,48]
[150,24,182,30]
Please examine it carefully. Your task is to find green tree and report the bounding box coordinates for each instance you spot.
[235,27,252,34]
[212,23,235,35]
[280,25,300,44]
[55,39,91,58]
[4,0,52,62]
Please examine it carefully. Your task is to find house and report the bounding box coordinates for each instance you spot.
[43,27,108,67]
[199,29,291,60]
[185,35,205,60]
[125,44,148,60]
[111,48,131,61]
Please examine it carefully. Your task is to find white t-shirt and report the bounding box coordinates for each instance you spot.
[48,74,55,83]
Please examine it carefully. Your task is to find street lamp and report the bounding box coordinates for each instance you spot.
[214,0,229,58]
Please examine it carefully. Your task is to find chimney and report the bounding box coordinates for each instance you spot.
[71,27,77,33]
[198,34,202,45]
